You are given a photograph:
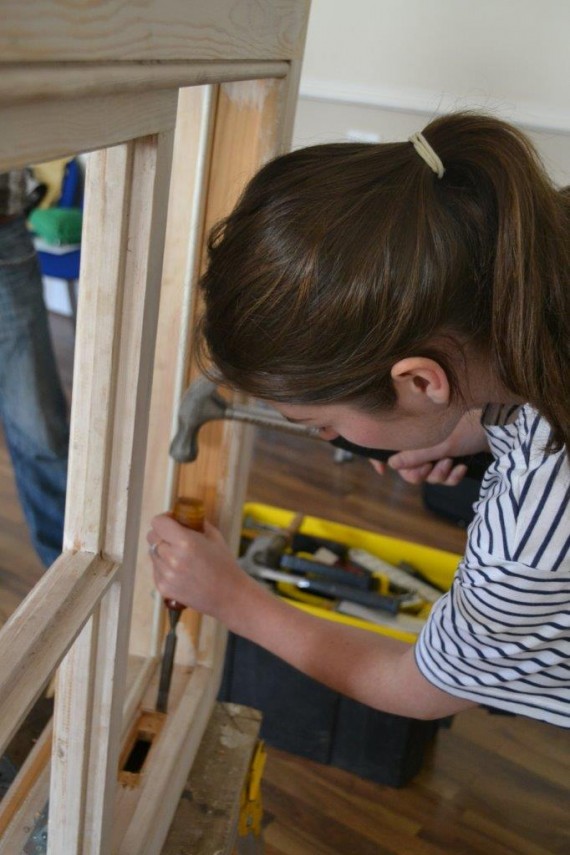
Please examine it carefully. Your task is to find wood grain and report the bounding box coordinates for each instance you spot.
[0,0,310,63]
[0,89,178,173]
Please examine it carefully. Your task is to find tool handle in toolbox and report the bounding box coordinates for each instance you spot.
[330,437,493,480]
[302,578,401,614]
[280,554,371,590]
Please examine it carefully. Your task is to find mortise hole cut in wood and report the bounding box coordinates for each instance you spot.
[118,711,166,788]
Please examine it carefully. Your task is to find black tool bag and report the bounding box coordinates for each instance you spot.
[422,476,484,528]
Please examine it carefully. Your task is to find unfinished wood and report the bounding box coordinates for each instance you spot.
[118,710,166,789]
[63,142,132,552]
[0,552,118,756]
[0,1,310,63]
[48,131,176,855]
[110,663,194,850]
[161,703,262,855]
[50,616,99,850]
[130,85,218,664]
[0,3,310,849]
[0,89,178,173]
[46,141,139,851]
[177,77,288,537]
[118,666,219,855]
[0,656,164,852]
[177,73,307,670]
[0,61,289,106]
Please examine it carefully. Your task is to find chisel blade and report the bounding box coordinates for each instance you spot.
[156,611,181,713]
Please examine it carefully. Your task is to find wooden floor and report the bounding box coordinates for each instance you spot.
[1,314,568,854]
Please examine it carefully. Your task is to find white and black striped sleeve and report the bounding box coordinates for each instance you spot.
[414,405,570,728]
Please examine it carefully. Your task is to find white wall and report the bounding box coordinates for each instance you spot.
[293,0,570,184]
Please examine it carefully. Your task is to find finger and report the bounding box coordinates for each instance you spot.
[146,527,162,548]
[388,444,447,471]
[369,459,386,475]
[397,463,433,484]
[426,458,454,484]
[150,513,179,539]
[151,513,196,546]
[444,463,468,487]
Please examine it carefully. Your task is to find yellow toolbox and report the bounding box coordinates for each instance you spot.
[241,501,460,641]
[219,502,462,788]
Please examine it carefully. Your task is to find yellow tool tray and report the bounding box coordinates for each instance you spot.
[243,502,462,645]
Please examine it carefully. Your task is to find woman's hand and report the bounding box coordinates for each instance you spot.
[147,515,252,624]
[371,409,489,486]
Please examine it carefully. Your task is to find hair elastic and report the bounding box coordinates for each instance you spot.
[409,131,445,178]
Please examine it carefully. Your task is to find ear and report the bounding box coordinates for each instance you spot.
[390,357,450,408]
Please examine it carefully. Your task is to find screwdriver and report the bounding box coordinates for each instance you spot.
[156,496,205,713]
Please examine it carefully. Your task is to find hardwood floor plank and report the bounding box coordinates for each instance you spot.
[263,777,395,855]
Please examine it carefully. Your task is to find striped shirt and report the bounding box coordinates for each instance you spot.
[415,404,570,728]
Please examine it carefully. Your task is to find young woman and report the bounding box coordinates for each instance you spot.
[148,112,569,728]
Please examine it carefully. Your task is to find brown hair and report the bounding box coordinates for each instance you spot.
[197,112,570,450]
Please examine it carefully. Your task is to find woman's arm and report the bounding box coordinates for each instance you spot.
[148,516,475,720]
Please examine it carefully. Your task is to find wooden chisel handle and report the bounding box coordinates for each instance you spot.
[164,497,205,610]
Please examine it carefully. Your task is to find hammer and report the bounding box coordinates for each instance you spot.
[170,377,492,479]
[169,377,320,462]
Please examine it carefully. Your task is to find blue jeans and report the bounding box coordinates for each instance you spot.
[0,217,68,567]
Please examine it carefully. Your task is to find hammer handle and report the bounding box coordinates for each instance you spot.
[330,437,493,480]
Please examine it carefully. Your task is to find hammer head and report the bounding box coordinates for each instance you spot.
[169,377,230,462]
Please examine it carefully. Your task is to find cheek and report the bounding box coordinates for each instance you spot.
[336,415,438,450]
[336,422,393,448]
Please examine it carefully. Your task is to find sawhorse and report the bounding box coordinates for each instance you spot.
[162,702,265,854]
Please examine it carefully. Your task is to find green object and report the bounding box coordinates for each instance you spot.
[29,207,82,246]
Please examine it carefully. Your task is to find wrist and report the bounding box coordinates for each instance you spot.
[217,569,272,637]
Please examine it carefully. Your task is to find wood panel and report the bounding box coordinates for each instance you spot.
[0,3,310,849]
[0,89,178,173]
[0,0,310,63]
[0,552,118,755]
[49,131,176,854]
[130,85,218,664]
[175,75,299,665]
[0,62,289,106]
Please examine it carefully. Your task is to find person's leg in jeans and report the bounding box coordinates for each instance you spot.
[0,216,68,567]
